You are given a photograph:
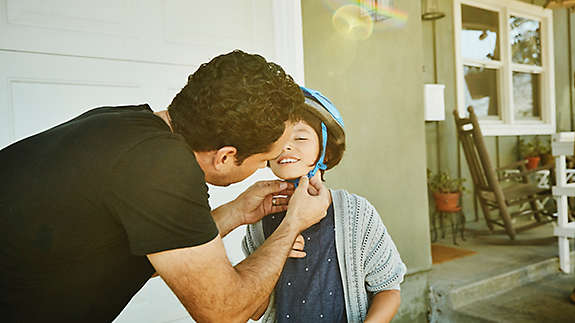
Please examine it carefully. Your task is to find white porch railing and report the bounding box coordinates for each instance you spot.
[551,132,575,273]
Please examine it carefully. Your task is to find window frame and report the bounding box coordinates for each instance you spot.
[453,0,555,136]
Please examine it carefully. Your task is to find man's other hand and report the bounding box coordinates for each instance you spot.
[284,173,330,233]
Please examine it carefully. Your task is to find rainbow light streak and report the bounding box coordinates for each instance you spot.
[354,0,408,23]
[323,0,408,27]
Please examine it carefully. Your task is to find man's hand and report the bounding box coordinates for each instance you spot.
[234,180,294,225]
[284,173,331,233]
[212,180,294,237]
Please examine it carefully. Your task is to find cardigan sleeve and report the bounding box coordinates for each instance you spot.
[242,225,256,256]
[361,199,407,293]
[242,222,264,256]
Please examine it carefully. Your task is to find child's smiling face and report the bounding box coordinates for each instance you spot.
[270,120,320,180]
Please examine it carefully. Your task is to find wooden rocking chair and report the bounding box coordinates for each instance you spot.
[453,106,555,241]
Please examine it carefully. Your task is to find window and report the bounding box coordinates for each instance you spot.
[454,0,555,136]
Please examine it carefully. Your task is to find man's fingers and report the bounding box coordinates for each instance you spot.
[248,180,293,198]
[309,172,322,190]
[295,176,309,194]
[256,180,292,196]
[271,196,290,206]
[312,175,328,199]
[307,184,319,196]
[278,187,294,196]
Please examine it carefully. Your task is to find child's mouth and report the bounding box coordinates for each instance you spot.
[277,157,300,165]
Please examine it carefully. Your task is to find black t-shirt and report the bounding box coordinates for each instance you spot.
[0,104,219,322]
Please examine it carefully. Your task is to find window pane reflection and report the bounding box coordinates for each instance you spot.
[513,72,540,119]
[464,66,499,118]
[461,5,500,61]
[510,16,542,66]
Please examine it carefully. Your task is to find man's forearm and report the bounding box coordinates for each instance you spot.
[150,177,328,322]
[148,219,300,323]
[211,202,242,237]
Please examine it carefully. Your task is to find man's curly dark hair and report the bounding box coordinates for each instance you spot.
[168,50,303,164]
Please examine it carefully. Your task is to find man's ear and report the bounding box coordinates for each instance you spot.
[213,146,238,170]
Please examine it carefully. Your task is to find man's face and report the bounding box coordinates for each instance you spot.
[210,122,294,186]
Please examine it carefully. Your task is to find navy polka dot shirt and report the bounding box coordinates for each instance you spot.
[263,204,347,322]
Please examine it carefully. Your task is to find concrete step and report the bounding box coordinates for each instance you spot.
[429,251,575,323]
[454,272,575,323]
[436,310,498,323]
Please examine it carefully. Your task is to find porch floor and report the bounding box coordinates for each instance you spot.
[428,219,575,322]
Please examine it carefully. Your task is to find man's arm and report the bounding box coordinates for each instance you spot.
[364,290,401,323]
[149,225,295,322]
[148,176,328,322]
[151,180,292,279]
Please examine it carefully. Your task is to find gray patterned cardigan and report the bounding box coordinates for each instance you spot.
[242,189,407,322]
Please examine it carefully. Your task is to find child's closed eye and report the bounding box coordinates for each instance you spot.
[295,137,308,141]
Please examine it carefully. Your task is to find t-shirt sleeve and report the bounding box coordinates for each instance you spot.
[362,201,407,293]
[106,136,219,255]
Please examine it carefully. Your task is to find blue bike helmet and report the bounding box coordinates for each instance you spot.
[288,86,346,186]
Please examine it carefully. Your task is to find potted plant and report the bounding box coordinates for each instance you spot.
[518,137,551,170]
[427,169,467,212]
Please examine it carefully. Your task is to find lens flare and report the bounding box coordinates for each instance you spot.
[332,5,373,40]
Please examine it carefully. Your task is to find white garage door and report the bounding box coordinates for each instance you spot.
[0,1,304,322]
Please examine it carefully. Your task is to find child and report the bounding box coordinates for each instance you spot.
[242,87,406,322]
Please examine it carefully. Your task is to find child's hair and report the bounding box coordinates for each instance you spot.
[292,102,346,178]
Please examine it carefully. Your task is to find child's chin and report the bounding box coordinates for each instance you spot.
[273,171,307,181]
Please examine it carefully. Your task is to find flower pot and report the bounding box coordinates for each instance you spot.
[433,192,461,212]
[526,156,540,170]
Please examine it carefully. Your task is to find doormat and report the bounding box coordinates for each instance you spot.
[431,244,477,264]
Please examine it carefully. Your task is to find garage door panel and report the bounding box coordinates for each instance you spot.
[0,51,192,149]
[0,0,275,65]
[10,80,142,142]
[7,0,136,36]
[163,0,253,45]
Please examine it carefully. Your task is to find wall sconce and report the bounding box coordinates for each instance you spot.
[422,0,445,20]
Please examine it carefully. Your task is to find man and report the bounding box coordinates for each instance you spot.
[0,50,330,322]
